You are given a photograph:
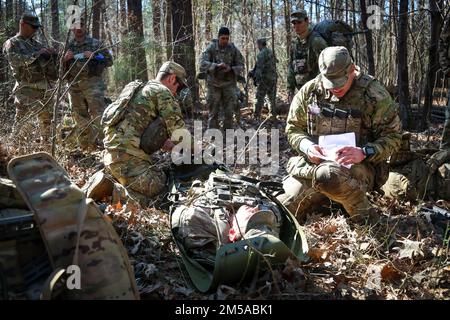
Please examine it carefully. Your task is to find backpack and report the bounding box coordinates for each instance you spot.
[312,20,354,54]
[2,153,140,300]
[101,80,144,127]
[168,163,309,293]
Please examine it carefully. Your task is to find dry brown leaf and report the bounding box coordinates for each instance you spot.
[323,224,338,234]
[381,264,403,282]
[115,200,123,211]
[308,248,329,262]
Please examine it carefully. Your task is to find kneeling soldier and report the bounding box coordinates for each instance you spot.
[102,61,187,205]
[278,46,402,223]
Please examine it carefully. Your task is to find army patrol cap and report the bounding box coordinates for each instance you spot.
[21,13,41,28]
[291,10,308,23]
[319,46,353,89]
[158,61,188,88]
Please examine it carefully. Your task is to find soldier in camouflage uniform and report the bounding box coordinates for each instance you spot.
[102,61,187,203]
[64,18,113,151]
[200,27,245,130]
[277,47,402,223]
[287,10,328,104]
[250,38,278,121]
[381,17,450,202]
[2,13,57,149]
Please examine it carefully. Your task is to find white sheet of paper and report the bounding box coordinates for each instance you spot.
[317,132,356,168]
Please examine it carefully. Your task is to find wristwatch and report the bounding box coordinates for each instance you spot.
[362,146,376,159]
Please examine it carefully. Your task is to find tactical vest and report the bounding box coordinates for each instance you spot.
[291,32,325,86]
[306,74,376,146]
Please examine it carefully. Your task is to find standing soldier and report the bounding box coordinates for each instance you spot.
[278,47,402,223]
[64,18,113,151]
[102,61,188,205]
[287,10,328,103]
[2,13,57,150]
[250,38,278,122]
[199,27,244,131]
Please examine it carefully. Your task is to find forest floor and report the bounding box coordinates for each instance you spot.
[0,98,449,300]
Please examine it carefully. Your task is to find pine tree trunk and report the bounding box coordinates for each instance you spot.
[127,0,148,81]
[165,0,172,59]
[92,0,103,39]
[397,0,411,128]
[422,0,444,130]
[171,0,198,104]
[119,0,127,38]
[205,0,212,42]
[359,0,375,75]
[50,0,60,43]
[283,0,291,57]
[152,0,162,69]
[270,0,276,61]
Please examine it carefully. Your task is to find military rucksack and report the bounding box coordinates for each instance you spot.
[168,163,309,293]
[101,80,144,127]
[1,153,140,300]
[312,20,354,54]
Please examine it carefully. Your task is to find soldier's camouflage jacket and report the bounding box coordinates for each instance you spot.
[287,26,328,92]
[66,36,113,81]
[199,39,245,88]
[439,16,450,79]
[254,47,277,84]
[2,34,49,89]
[286,68,402,168]
[103,80,185,164]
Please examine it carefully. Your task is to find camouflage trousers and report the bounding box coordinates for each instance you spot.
[68,77,106,149]
[277,157,375,221]
[11,83,53,149]
[207,84,236,130]
[440,89,450,150]
[104,150,167,205]
[254,80,277,118]
[382,159,450,201]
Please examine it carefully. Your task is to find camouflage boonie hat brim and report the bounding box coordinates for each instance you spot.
[21,13,41,27]
[291,10,308,23]
[319,46,353,89]
[158,61,189,88]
